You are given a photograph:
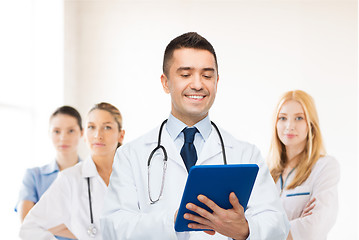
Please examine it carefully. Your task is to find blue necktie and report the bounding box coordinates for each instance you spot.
[180,127,198,172]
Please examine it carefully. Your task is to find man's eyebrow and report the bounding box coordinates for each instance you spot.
[176,67,216,73]
[176,67,192,72]
[203,68,215,72]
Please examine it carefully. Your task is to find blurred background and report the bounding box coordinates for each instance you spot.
[1,0,357,239]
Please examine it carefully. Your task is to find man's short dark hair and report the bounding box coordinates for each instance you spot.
[162,32,218,76]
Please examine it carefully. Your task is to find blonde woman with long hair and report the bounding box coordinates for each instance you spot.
[267,90,339,240]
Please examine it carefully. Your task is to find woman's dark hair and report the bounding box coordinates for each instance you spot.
[50,106,83,131]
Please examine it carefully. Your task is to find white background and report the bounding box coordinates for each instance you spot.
[1,0,357,239]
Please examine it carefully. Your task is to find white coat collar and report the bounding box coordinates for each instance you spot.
[81,157,98,178]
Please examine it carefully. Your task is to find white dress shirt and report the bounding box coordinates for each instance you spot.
[166,114,212,154]
[20,157,107,240]
[277,156,340,240]
[101,116,289,240]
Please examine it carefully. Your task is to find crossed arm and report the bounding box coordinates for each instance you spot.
[19,200,76,239]
[286,197,317,240]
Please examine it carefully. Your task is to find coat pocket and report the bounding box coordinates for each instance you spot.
[282,186,312,219]
[286,192,310,197]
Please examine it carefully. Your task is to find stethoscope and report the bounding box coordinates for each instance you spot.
[147,119,227,204]
[279,167,296,196]
[86,177,97,238]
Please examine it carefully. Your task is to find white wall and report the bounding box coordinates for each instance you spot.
[65,0,357,238]
[3,0,356,239]
[1,0,64,239]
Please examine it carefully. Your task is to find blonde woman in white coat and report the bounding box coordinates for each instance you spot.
[267,90,340,240]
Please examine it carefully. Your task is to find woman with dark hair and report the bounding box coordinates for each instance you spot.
[16,106,83,240]
[20,102,125,240]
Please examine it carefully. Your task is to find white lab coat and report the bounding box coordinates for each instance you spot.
[20,157,107,240]
[101,124,290,240]
[277,156,340,240]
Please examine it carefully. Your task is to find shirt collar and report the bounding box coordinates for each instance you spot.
[166,114,212,141]
[41,157,82,175]
[41,160,60,175]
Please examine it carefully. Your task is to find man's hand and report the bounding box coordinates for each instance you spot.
[300,197,316,218]
[286,231,293,240]
[174,209,178,224]
[184,192,249,240]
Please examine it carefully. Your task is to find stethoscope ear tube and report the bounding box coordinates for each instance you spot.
[148,120,169,204]
[148,119,168,167]
[210,121,227,165]
[147,145,168,166]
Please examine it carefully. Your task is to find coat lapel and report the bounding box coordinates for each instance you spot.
[144,125,187,171]
[196,126,232,165]
[161,127,187,169]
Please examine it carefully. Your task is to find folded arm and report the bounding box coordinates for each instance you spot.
[290,158,340,239]
[19,173,73,240]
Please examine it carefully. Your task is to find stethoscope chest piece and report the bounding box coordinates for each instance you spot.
[87,223,97,238]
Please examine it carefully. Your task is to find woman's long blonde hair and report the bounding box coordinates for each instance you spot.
[267,90,326,189]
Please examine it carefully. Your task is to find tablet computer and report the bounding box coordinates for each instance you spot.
[174,164,259,232]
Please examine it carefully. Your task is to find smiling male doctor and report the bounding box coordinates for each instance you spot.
[101,32,289,240]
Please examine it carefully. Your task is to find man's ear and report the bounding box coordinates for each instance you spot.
[161,74,170,94]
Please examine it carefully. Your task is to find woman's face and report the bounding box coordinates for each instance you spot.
[85,109,124,157]
[50,114,82,155]
[276,100,308,152]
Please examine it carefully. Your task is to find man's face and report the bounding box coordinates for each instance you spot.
[161,48,219,126]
